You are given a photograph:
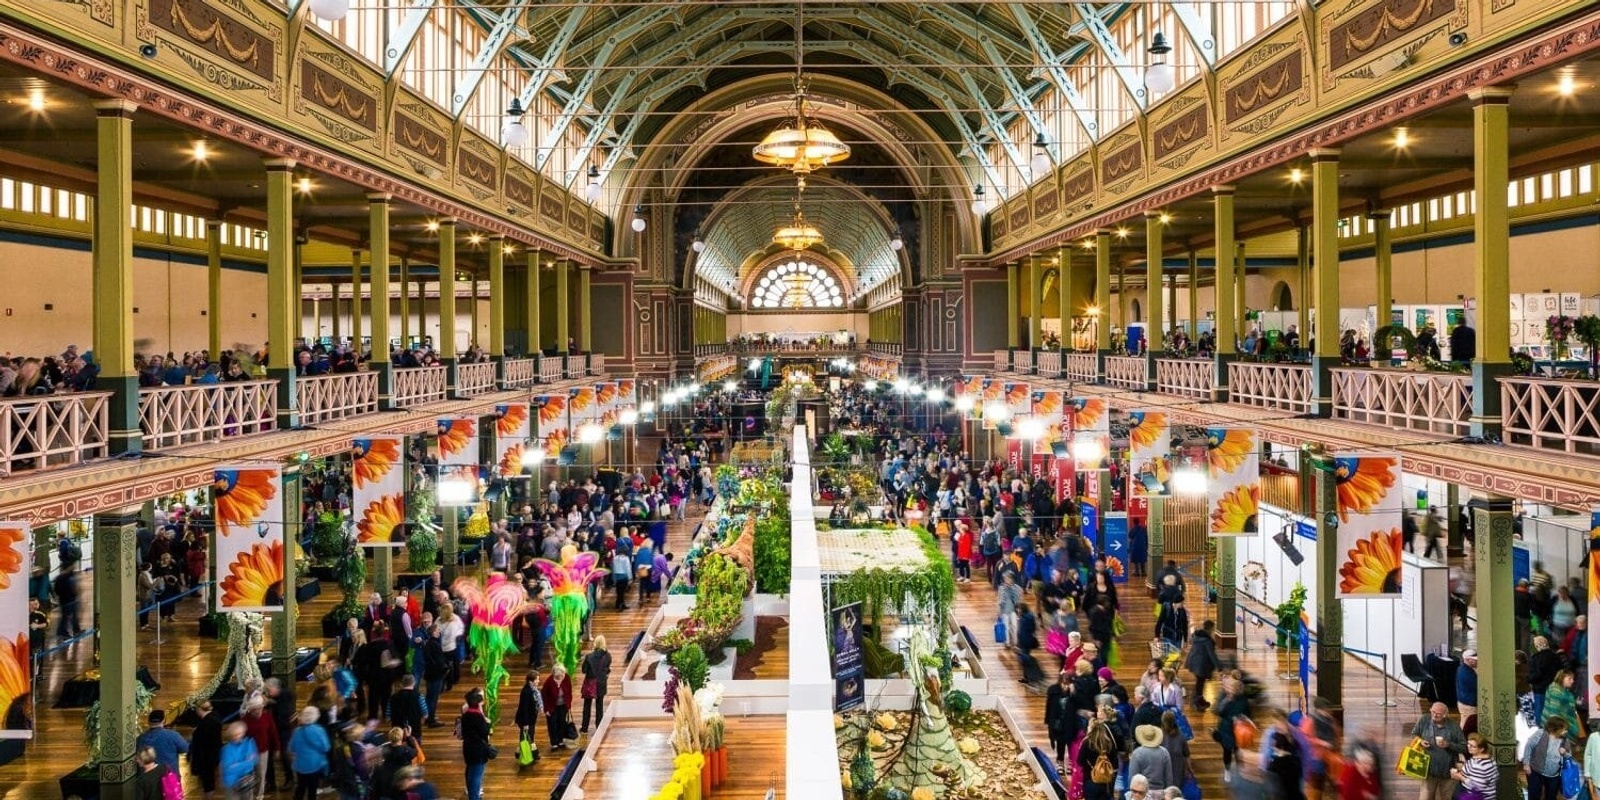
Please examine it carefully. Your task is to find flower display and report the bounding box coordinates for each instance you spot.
[1070,398,1106,429]
[569,386,596,414]
[1210,484,1260,534]
[496,443,526,478]
[1333,456,1397,521]
[452,573,540,725]
[1004,383,1029,406]
[1337,528,1403,595]
[595,382,618,406]
[0,527,26,590]
[0,635,30,734]
[1204,428,1254,478]
[531,551,608,676]
[220,540,284,608]
[1031,391,1063,416]
[543,428,569,459]
[351,438,400,490]
[536,395,567,425]
[1590,522,1600,604]
[1104,555,1126,578]
[212,469,277,537]
[355,495,405,544]
[436,419,475,460]
[494,405,529,437]
[1127,411,1168,451]
[981,380,1003,402]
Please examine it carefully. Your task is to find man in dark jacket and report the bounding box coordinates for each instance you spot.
[1131,685,1164,730]
[459,688,494,800]
[1449,323,1476,364]
[1184,620,1221,711]
[389,675,427,743]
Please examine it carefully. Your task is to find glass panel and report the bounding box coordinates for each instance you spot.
[0,178,13,210]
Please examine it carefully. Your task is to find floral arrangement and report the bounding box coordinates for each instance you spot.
[1548,315,1577,358]
[530,551,608,677]
[452,573,539,725]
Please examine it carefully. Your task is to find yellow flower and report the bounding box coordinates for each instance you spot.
[437,419,475,460]
[1205,427,1254,478]
[495,405,529,438]
[543,428,569,459]
[1209,484,1259,534]
[1338,528,1403,595]
[1128,411,1168,451]
[0,635,30,733]
[356,495,406,544]
[221,541,284,608]
[351,437,400,490]
[1333,457,1397,521]
[0,527,26,589]
[212,469,277,537]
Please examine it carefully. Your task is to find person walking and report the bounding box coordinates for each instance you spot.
[610,547,632,611]
[542,664,574,750]
[1410,702,1466,800]
[219,721,260,800]
[580,636,612,734]
[515,669,544,765]
[134,710,189,777]
[1541,669,1584,738]
[1160,711,1189,794]
[1213,675,1251,785]
[1184,620,1220,711]
[286,706,331,800]
[998,572,1022,649]
[1077,717,1123,800]
[458,688,493,800]
[190,700,224,800]
[1129,724,1174,792]
[1524,716,1572,800]
[133,747,174,800]
[1044,670,1079,768]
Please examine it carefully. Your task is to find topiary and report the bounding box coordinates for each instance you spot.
[943,689,972,714]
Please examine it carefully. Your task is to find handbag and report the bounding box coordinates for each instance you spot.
[485,745,499,761]
[582,676,598,699]
[1395,736,1431,779]
[1169,707,1194,741]
[1180,772,1201,800]
[994,617,1007,644]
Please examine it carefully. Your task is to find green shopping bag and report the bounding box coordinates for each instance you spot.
[1395,737,1430,779]
[517,731,538,766]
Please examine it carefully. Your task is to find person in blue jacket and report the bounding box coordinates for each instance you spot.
[220,721,260,800]
[286,706,331,800]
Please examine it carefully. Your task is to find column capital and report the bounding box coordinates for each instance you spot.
[1366,209,1391,222]
[438,217,457,228]
[1144,209,1166,220]
[1309,147,1341,162]
[1212,184,1236,196]
[1095,228,1112,238]
[206,218,224,230]
[92,98,138,117]
[1467,86,1516,103]
[489,233,506,241]
[263,158,297,172]
[366,192,393,204]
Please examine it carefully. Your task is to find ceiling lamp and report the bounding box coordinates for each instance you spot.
[308,0,350,22]
[1030,134,1051,179]
[752,1,850,176]
[502,98,529,148]
[970,184,991,216]
[889,229,904,251]
[630,205,647,233]
[692,230,706,253]
[1145,32,1175,95]
[584,165,602,204]
[773,208,824,251]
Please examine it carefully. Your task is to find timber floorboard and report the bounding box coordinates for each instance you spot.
[575,717,786,799]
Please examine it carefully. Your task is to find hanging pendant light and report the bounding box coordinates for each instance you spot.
[630,205,647,233]
[1030,134,1051,179]
[773,209,824,251]
[752,0,849,175]
[692,230,706,253]
[502,98,529,148]
[584,165,602,204]
[1145,32,1176,95]
[308,0,350,22]
[889,229,904,251]
[971,184,990,216]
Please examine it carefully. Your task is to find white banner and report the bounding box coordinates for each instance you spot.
[1126,410,1171,496]
[595,381,619,429]
[493,404,532,478]
[1205,427,1259,536]
[213,466,286,612]
[437,417,479,468]
[0,521,32,739]
[352,436,406,548]
[1070,397,1110,471]
[1332,453,1404,598]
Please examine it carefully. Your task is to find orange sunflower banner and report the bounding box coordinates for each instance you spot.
[1070,398,1110,471]
[1126,410,1170,497]
[212,467,285,612]
[1004,382,1033,417]
[437,417,479,468]
[0,522,30,739]
[535,395,568,427]
[1333,452,1404,598]
[494,404,532,479]
[1204,427,1259,536]
[1589,510,1600,698]
[353,436,406,549]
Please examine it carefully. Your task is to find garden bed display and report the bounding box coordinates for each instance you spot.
[836,708,1050,800]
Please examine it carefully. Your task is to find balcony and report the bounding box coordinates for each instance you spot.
[992,350,1010,372]
[1066,353,1097,382]
[1227,362,1312,415]
[296,372,379,425]
[1501,376,1600,454]
[563,356,581,380]
[1105,356,1146,390]
[502,357,536,388]
[1036,350,1062,378]
[455,362,498,397]
[0,392,110,476]
[1014,349,1034,373]
[539,356,564,383]
[1155,358,1214,401]
[1331,368,1472,436]
[139,381,277,449]
[865,342,901,357]
[392,366,449,407]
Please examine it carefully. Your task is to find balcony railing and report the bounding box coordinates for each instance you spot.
[1501,376,1600,454]
[1036,350,1062,378]
[455,362,497,397]
[0,392,110,476]
[993,350,1010,372]
[1015,349,1034,373]
[392,366,448,407]
[502,358,536,388]
[538,356,563,383]
[866,342,901,357]
[139,381,277,449]
[1331,368,1472,436]
[693,343,728,358]
[1105,356,1147,390]
[1066,353,1097,382]
[296,372,378,424]
[1228,362,1312,415]
[589,353,605,376]
[563,356,580,380]
[1156,358,1214,400]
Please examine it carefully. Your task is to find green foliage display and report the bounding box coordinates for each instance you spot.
[830,526,956,642]
[308,511,345,562]
[669,642,710,692]
[406,486,440,573]
[943,689,972,714]
[753,514,792,594]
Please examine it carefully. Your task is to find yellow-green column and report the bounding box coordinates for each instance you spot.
[1058,246,1072,350]
[488,237,506,359]
[331,284,342,343]
[398,257,410,345]
[526,252,542,356]
[1027,256,1042,350]
[1310,149,1341,416]
[555,260,571,351]
[1235,242,1248,338]
[1372,210,1394,332]
[271,464,301,680]
[93,510,141,793]
[207,219,223,357]
[1006,262,1020,349]
[468,275,480,347]
[1473,494,1519,795]
[416,281,426,346]
[1472,87,1514,437]
[265,159,299,427]
[1213,187,1237,408]
[578,264,593,353]
[350,248,363,347]
[1144,212,1164,388]
[1187,252,1199,340]
[1095,229,1111,372]
[293,237,305,343]
[368,194,393,407]
[438,219,458,374]
[1296,225,1310,346]
[92,100,140,455]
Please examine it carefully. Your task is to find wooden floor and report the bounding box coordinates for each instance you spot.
[576,717,786,799]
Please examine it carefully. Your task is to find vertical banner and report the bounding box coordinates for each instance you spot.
[831,602,865,712]
[1126,411,1171,496]
[493,404,531,478]
[1102,513,1130,584]
[1204,427,1260,536]
[569,385,598,428]
[1032,390,1066,448]
[595,381,619,428]
[437,417,481,506]
[0,522,32,739]
[1049,454,1073,505]
[1332,453,1404,597]
[536,394,569,461]
[1070,397,1110,471]
[615,378,638,414]
[1589,509,1600,702]
[1004,382,1033,418]
[1081,501,1100,548]
[1030,453,1050,480]
[1005,437,1023,472]
[352,436,406,548]
[212,466,286,612]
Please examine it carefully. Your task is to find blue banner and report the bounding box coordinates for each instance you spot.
[1298,620,1311,702]
[1103,513,1130,585]
[1295,519,1316,542]
[1513,543,1530,588]
[1082,501,1100,550]
[831,602,865,712]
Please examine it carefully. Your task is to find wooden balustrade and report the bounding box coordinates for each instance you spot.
[295,372,378,424]
[1156,358,1215,400]
[1331,368,1472,436]
[139,381,277,449]
[538,356,563,383]
[563,356,580,380]
[1066,353,1097,382]
[392,366,449,407]
[993,350,1010,372]
[455,362,497,397]
[0,392,110,476]
[1227,362,1312,414]
[1036,350,1062,378]
[1104,356,1147,390]
[589,353,606,375]
[1501,376,1600,454]
[501,358,535,388]
[1015,349,1034,373]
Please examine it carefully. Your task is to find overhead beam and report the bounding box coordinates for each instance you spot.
[1167,3,1217,68]
[562,73,637,187]
[383,0,437,77]
[516,5,589,110]
[1071,2,1149,111]
[979,36,1054,160]
[1006,3,1099,142]
[449,5,525,118]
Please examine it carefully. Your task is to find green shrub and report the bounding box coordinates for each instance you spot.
[669,643,710,692]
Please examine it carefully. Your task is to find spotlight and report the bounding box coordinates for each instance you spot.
[519,448,546,471]
[1071,438,1105,464]
[924,388,947,403]
[139,43,158,58]
[437,476,474,504]
[954,395,975,413]
[1448,31,1468,46]
[983,401,1010,422]
[578,423,604,444]
[619,409,639,426]
[1017,418,1046,441]
[1173,468,1206,495]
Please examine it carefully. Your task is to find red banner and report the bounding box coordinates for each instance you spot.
[1128,496,1149,525]
[1030,452,1050,480]
[1006,437,1023,471]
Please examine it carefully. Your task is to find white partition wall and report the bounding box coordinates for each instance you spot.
[1521,514,1588,589]
[787,427,845,800]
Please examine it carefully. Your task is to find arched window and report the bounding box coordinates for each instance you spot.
[749,260,844,309]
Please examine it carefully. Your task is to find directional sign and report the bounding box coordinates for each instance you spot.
[1104,513,1129,585]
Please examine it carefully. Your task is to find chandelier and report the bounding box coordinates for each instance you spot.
[772,207,825,251]
[752,1,849,176]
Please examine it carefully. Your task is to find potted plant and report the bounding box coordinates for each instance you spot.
[1273,581,1307,649]
[1371,325,1418,367]
[405,487,441,573]
[1574,315,1600,378]
[320,525,368,638]
[307,511,346,581]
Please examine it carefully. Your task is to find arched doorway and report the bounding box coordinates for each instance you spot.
[1271,281,1294,311]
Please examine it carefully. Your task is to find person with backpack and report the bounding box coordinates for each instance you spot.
[133,746,179,800]
[1155,601,1189,650]
[980,516,1003,582]
[287,706,331,800]
[1078,716,1123,800]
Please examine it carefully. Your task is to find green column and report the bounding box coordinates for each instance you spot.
[331,284,342,344]
[1311,449,1342,710]
[417,281,426,347]
[1144,212,1164,388]
[1145,498,1165,594]
[1214,187,1237,402]
[92,100,140,455]
[293,237,305,343]
[93,510,140,794]
[555,260,571,352]
[488,237,506,359]
[578,265,593,353]
[1235,242,1248,338]
[1095,230,1112,375]
[1310,149,1341,417]
[350,249,363,347]
[1027,256,1041,350]
[527,252,542,356]
[438,220,457,364]
[272,464,302,679]
[1371,210,1393,332]
[1471,88,1514,438]
[1215,530,1238,650]
[469,276,480,348]
[1473,495,1518,797]
[265,159,299,428]
[1006,262,1020,349]
[1296,225,1311,346]
[368,193,393,406]
[1187,252,1199,340]
[398,257,410,345]
[1058,246,1072,350]
[207,220,223,357]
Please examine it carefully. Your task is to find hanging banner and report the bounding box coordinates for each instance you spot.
[569,385,599,427]
[494,404,532,478]
[1030,452,1050,480]
[595,381,620,429]
[1332,453,1404,598]
[615,379,638,413]
[1070,397,1110,471]
[832,602,866,712]
[1049,453,1074,505]
[1005,437,1023,472]
[213,466,286,612]
[1032,389,1066,447]
[437,417,479,467]
[534,394,570,463]
[1589,509,1600,703]
[352,436,406,548]
[1126,411,1171,497]
[1204,427,1259,536]
[979,378,1004,430]
[1004,382,1033,418]
[0,522,32,739]
[1103,513,1130,584]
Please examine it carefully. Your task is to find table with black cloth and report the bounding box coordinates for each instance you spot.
[54,666,159,708]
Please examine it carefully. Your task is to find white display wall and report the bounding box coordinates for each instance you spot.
[1235,502,1319,636]
[1520,513,1589,589]
[1341,553,1451,690]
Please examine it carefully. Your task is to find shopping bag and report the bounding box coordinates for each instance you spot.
[994,617,1007,644]
[1046,628,1068,656]
[1563,757,1584,798]
[1395,737,1430,779]
[1180,773,1201,800]
[1169,707,1194,741]
[517,736,536,766]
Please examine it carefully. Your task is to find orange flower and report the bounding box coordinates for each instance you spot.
[0,635,30,733]
[1127,412,1168,452]
[0,527,25,589]
[615,380,635,401]
[1210,484,1259,534]
[569,387,595,413]
[351,437,401,490]
[1205,428,1254,478]
[213,469,277,537]
[356,495,406,544]
[437,418,475,460]
[537,396,567,425]
[498,444,526,478]
[543,428,569,459]
[495,405,530,438]
[1338,528,1403,595]
[1591,527,1600,604]
[1005,383,1031,407]
[1071,398,1106,430]
[981,381,1003,402]
[1333,457,1398,521]
[1032,391,1063,416]
[595,383,618,406]
[1104,555,1125,578]
[220,540,284,608]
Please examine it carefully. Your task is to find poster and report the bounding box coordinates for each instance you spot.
[0,522,32,739]
[1005,437,1023,472]
[437,417,479,467]
[832,602,865,712]
[351,436,406,548]
[212,466,286,612]
[493,404,531,478]
[1204,427,1259,536]
[1126,410,1170,497]
[1032,390,1067,447]
[569,385,599,429]
[1004,382,1032,418]
[1081,501,1100,548]
[595,381,619,429]
[615,379,638,414]
[1103,513,1130,584]
[1331,453,1404,598]
[1070,397,1109,471]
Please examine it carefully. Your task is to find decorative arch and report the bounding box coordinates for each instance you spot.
[1271,281,1294,311]
[738,250,854,306]
[746,258,849,310]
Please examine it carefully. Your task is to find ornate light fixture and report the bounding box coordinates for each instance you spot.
[584,165,602,203]
[772,208,824,251]
[752,1,850,176]
[502,98,529,148]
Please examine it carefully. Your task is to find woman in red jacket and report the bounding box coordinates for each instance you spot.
[954,520,974,583]
[540,664,573,750]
